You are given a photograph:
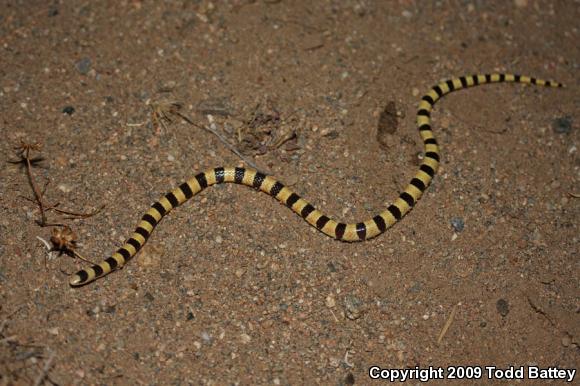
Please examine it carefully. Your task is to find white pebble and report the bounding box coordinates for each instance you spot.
[58,184,73,193]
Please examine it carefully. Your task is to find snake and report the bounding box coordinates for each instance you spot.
[70,73,562,286]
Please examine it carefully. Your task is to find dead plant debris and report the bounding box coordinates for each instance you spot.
[236,103,298,156]
[49,226,96,265]
[0,307,57,386]
[9,140,103,227]
[150,99,264,171]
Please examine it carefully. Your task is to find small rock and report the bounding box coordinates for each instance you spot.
[496,298,509,317]
[196,97,232,117]
[215,235,223,243]
[344,372,355,385]
[514,0,528,7]
[440,116,451,129]
[561,336,571,347]
[240,333,251,344]
[321,128,339,139]
[158,80,177,92]
[344,295,365,320]
[235,268,245,278]
[325,295,336,308]
[552,116,572,134]
[58,184,73,193]
[200,331,212,344]
[62,106,75,115]
[48,6,59,17]
[327,261,337,272]
[48,327,59,335]
[103,305,116,314]
[450,217,465,232]
[75,57,92,75]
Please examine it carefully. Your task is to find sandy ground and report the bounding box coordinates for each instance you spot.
[0,1,578,385]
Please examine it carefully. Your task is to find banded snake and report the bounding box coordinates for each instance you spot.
[70,73,561,286]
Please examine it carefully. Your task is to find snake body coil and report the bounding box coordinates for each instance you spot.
[70,73,561,286]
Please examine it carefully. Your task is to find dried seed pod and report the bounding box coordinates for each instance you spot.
[50,226,77,252]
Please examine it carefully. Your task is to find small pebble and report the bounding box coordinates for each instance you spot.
[200,331,212,344]
[552,116,572,134]
[344,295,365,320]
[561,336,571,347]
[344,373,355,385]
[240,333,251,344]
[104,305,116,314]
[327,261,337,272]
[48,6,59,17]
[75,57,92,75]
[451,217,465,232]
[496,298,509,317]
[158,80,177,92]
[62,106,75,115]
[58,183,73,193]
[325,295,336,308]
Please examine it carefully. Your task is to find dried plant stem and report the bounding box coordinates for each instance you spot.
[437,304,457,344]
[195,116,263,172]
[23,146,49,226]
[72,250,97,265]
[33,349,55,386]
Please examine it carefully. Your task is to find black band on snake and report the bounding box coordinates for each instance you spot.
[70,73,562,286]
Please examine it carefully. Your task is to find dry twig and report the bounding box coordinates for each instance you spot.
[10,140,104,227]
[437,304,457,344]
[149,100,264,171]
[10,141,50,226]
[33,349,56,386]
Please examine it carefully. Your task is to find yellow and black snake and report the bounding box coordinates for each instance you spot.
[70,73,561,286]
